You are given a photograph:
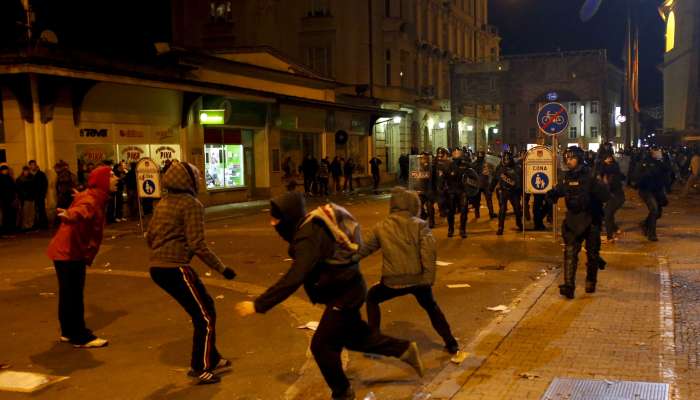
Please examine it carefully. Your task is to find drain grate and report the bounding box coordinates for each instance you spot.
[541,377,669,400]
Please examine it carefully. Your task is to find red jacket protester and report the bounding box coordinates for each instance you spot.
[47,166,111,265]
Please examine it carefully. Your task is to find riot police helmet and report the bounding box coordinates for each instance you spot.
[436,147,449,159]
[564,146,585,169]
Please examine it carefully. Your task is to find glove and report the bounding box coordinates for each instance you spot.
[222,267,237,280]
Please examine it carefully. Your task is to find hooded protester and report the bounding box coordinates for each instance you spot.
[359,187,459,354]
[236,192,424,400]
[47,166,117,348]
[547,147,610,299]
[146,161,236,385]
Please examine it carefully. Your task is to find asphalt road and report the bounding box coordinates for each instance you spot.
[0,192,567,399]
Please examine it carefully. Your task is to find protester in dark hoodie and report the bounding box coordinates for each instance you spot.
[47,166,117,348]
[359,187,459,354]
[147,161,236,385]
[236,193,423,400]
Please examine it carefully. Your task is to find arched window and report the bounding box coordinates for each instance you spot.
[666,11,676,52]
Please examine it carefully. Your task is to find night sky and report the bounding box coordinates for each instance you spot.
[489,0,665,107]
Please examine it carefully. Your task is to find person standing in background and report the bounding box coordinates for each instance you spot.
[28,160,48,229]
[16,166,36,231]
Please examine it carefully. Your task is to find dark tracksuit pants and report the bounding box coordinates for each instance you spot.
[562,223,601,290]
[372,172,380,190]
[54,261,97,344]
[150,266,221,372]
[604,191,625,238]
[366,283,457,348]
[446,192,467,234]
[311,305,409,397]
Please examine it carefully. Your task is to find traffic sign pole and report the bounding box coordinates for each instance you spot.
[552,134,558,241]
[536,102,568,243]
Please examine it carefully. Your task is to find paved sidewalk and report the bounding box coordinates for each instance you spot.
[444,252,671,399]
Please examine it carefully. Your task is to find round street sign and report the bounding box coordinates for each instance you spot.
[537,102,569,136]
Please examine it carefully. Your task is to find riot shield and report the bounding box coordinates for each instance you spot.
[461,168,481,197]
[409,154,433,193]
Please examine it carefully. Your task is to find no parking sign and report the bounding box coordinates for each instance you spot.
[524,146,554,194]
[136,158,161,198]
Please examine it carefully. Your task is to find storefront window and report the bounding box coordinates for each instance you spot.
[205,144,245,189]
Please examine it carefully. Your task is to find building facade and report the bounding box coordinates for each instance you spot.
[171,0,501,174]
[497,50,625,152]
[659,0,700,141]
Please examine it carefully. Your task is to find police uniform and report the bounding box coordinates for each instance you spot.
[445,156,471,238]
[547,147,610,299]
[434,148,451,219]
[471,152,496,219]
[635,149,670,242]
[491,152,523,235]
[414,153,436,228]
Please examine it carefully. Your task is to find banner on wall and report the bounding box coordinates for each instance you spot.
[76,144,116,164]
[118,145,150,163]
[150,144,181,167]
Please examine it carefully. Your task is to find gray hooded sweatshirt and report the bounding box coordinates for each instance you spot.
[358,187,437,288]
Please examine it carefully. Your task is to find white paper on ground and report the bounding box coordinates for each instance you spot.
[0,371,68,393]
[446,283,471,289]
[296,321,319,331]
[436,261,453,267]
[486,305,510,312]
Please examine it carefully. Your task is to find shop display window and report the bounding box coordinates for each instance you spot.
[205,143,245,189]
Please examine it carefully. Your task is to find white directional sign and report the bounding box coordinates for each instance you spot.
[524,146,554,194]
[136,158,161,198]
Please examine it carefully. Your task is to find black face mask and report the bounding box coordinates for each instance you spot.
[274,219,297,243]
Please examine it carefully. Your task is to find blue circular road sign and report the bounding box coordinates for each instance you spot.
[531,172,550,191]
[537,102,569,136]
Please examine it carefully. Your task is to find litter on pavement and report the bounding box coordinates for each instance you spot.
[0,371,68,393]
[297,321,319,331]
[487,305,511,312]
[446,283,471,289]
[436,261,453,266]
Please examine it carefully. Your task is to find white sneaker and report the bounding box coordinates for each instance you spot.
[59,336,70,343]
[73,337,109,348]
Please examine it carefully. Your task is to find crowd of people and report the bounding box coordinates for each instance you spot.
[3,141,695,399]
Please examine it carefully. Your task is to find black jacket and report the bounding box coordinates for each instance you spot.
[599,162,624,195]
[548,165,610,234]
[636,158,669,193]
[33,170,48,198]
[254,220,366,313]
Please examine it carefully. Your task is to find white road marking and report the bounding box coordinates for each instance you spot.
[657,256,679,400]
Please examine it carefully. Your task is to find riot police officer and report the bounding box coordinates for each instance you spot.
[471,151,496,219]
[412,152,436,228]
[445,148,471,238]
[491,151,523,235]
[547,147,610,299]
[434,147,451,219]
[635,147,670,242]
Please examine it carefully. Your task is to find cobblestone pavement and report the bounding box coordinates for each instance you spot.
[436,189,700,400]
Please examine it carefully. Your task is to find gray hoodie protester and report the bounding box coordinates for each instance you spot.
[359,187,437,288]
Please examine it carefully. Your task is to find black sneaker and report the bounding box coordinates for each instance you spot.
[332,386,356,400]
[460,231,467,239]
[447,230,454,238]
[193,370,220,385]
[496,229,504,236]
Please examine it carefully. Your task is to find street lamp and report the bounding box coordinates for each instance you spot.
[392,116,402,124]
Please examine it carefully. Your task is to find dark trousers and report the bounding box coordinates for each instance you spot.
[150,266,221,372]
[604,191,625,238]
[114,190,124,219]
[532,194,549,229]
[1,202,16,233]
[319,178,329,195]
[562,223,601,289]
[640,190,663,238]
[311,305,409,397]
[343,175,353,191]
[35,196,48,228]
[332,176,341,192]
[472,188,494,217]
[372,172,380,190]
[419,194,435,227]
[446,192,467,233]
[497,189,523,231]
[54,261,96,344]
[366,283,456,348]
[303,176,315,194]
